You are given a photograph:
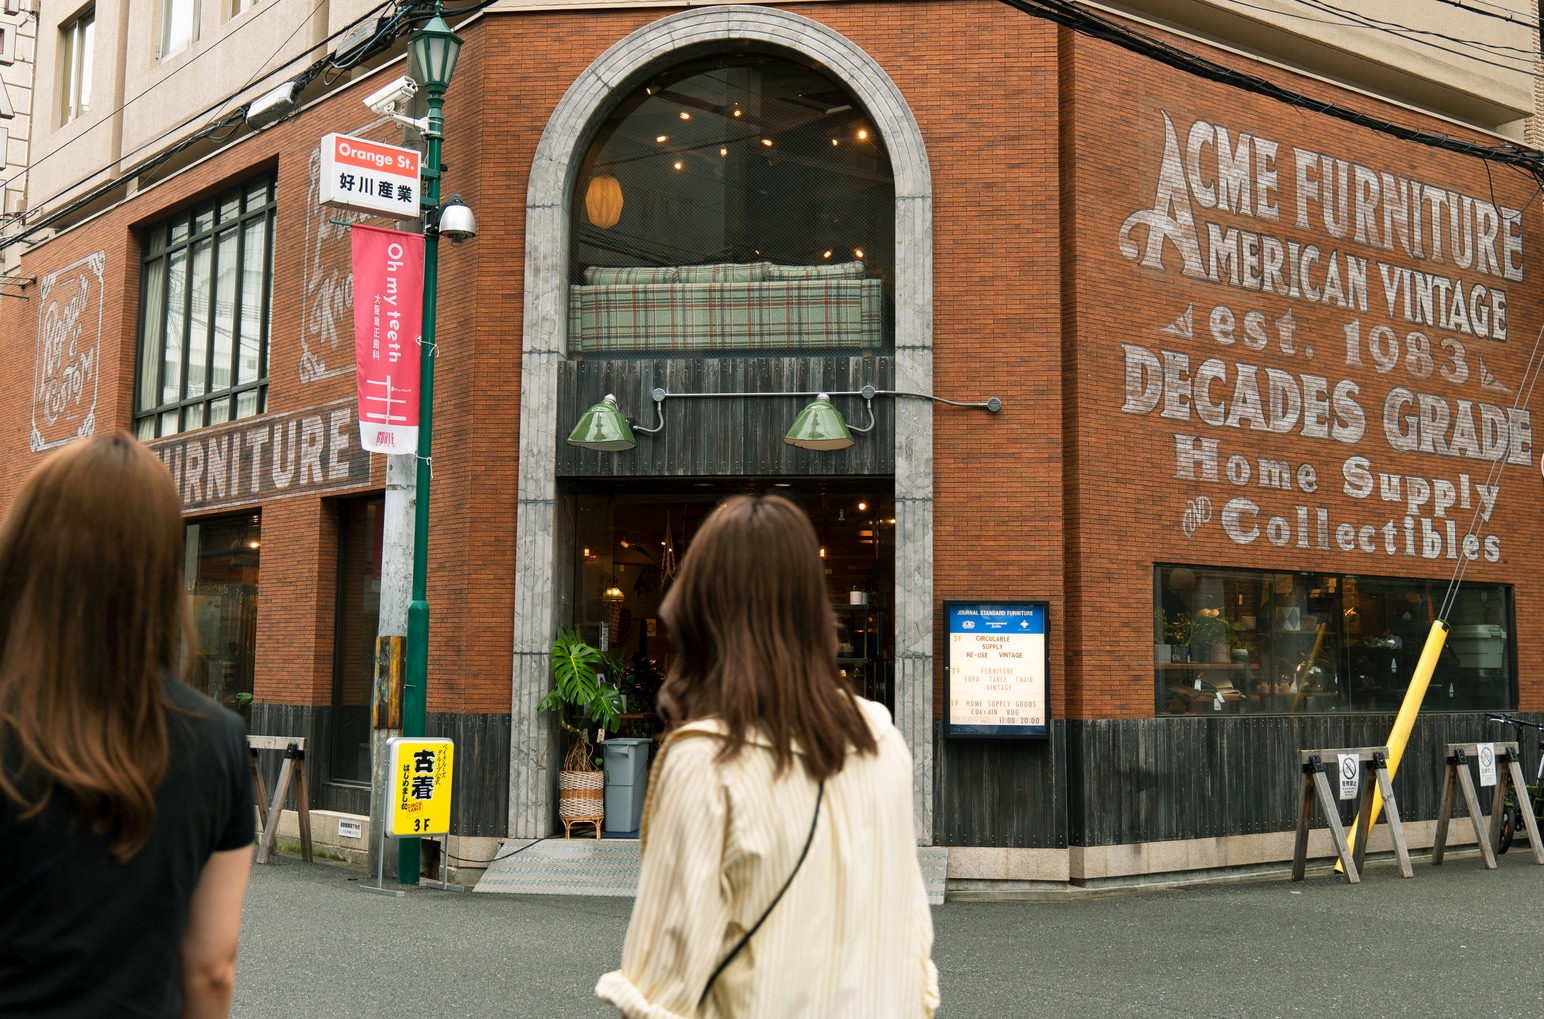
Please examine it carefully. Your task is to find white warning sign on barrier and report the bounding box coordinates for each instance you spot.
[1338,754,1359,800]
[1477,743,1497,787]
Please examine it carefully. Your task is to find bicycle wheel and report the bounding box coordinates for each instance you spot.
[1499,804,1518,854]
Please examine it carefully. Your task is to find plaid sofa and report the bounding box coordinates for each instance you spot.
[568,261,883,353]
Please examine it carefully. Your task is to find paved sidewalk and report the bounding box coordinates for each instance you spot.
[233,850,1544,1018]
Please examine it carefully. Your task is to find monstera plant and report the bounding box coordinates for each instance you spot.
[540,628,623,834]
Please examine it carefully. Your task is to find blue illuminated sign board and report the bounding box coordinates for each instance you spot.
[943,601,1050,738]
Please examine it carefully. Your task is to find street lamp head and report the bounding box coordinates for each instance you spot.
[409,15,463,92]
[436,195,477,243]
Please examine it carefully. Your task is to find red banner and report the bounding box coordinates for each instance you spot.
[351,225,424,454]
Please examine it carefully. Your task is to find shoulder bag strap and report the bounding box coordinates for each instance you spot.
[697,779,825,1009]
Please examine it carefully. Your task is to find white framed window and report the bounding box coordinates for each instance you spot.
[160,0,199,60]
[230,0,258,17]
[59,9,94,126]
[135,172,275,439]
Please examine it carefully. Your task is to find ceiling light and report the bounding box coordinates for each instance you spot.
[733,109,742,117]
[857,129,868,139]
[656,135,668,143]
[832,139,839,146]
[822,250,832,258]
[673,161,682,170]
[854,248,864,257]
[761,138,773,147]
[585,174,623,230]
[679,111,690,119]
[720,147,728,156]
[603,584,625,603]
[858,502,866,511]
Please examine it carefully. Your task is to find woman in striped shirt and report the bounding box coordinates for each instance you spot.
[596,494,939,1018]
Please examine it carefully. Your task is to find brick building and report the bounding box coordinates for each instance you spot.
[0,0,1539,890]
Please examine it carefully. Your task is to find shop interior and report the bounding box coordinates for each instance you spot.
[566,478,896,736]
[1156,564,1514,715]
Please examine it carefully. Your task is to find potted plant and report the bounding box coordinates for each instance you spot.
[1166,613,1193,662]
[539,628,623,834]
[1192,607,1230,664]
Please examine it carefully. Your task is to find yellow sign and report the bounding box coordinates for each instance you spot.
[386,737,454,837]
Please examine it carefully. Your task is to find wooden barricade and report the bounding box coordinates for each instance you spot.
[1433,741,1544,868]
[1292,746,1412,883]
[248,736,313,865]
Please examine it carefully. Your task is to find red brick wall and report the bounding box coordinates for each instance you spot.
[1061,23,1544,717]
[2,1,1536,728]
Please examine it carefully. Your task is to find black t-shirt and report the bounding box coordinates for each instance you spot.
[0,677,255,1018]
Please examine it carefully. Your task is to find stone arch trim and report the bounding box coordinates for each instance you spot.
[508,5,935,841]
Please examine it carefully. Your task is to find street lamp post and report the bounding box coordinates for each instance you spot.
[399,6,463,885]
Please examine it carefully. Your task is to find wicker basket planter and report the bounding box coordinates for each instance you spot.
[559,769,605,838]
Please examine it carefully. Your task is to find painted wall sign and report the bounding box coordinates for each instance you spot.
[319,132,420,220]
[943,601,1050,738]
[351,224,422,453]
[29,250,105,453]
[146,397,371,513]
[1114,109,1533,563]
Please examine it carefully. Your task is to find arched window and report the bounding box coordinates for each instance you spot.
[568,53,895,354]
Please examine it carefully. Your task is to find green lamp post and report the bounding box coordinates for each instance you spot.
[400,3,464,886]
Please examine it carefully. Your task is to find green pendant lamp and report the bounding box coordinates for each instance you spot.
[784,393,854,450]
[568,394,637,451]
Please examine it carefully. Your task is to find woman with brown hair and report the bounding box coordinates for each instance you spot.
[0,432,255,1018]
[596,494,939,1018]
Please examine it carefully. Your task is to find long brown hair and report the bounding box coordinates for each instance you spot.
[657,494,877,781]
[0,431,193,861]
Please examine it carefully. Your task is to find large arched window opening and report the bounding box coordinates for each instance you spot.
[568,53,896,354]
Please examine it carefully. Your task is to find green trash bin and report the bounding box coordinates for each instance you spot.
[601,738,653,833]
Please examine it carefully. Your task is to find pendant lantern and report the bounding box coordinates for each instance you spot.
[585,174,624,229]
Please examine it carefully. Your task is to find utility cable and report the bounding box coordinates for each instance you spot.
[443,836,549,865]
[996,0,1544,180]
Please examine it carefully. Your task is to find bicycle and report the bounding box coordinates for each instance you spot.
[1486,713,1544,854]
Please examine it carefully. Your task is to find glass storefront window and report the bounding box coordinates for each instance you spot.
[1155,564,1512,715]
[331,496,383,785]
[184,513,260,723]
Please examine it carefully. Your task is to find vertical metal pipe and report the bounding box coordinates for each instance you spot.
[398,76,445,886]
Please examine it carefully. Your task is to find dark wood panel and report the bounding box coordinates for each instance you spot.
[556,356,895,476]
[1056,712,1543,847]
[250,704,510,837]
[934,721,1068,849]
[426,711,512,837]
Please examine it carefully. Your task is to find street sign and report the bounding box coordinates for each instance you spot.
[943,601,1050,738]
[386,737,454,837]
[319,133,421,219]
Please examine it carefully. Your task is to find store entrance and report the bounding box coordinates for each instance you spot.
[565,478,896,731]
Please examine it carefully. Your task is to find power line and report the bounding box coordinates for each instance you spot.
[997,0,1544,182]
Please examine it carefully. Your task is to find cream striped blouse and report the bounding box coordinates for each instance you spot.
[595,697,939,1019]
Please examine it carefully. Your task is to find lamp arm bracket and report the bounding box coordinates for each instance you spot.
[388,113,432,135]
[884,389,1003,412]
[632,387,667,434]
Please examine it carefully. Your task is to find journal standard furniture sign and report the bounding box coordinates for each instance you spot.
[944,601,1050,738]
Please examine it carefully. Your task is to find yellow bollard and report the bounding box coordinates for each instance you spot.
[1338,619,1449,870]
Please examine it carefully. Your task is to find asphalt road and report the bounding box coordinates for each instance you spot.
[233,851,1544,1018]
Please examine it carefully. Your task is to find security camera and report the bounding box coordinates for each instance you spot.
[364,76,418,117]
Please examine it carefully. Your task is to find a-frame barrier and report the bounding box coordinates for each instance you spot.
[1292,746,1412,883]
[1433,741,1544,868]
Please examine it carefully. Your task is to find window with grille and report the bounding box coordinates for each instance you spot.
[135,172,274,440]
[59,9,93,126]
